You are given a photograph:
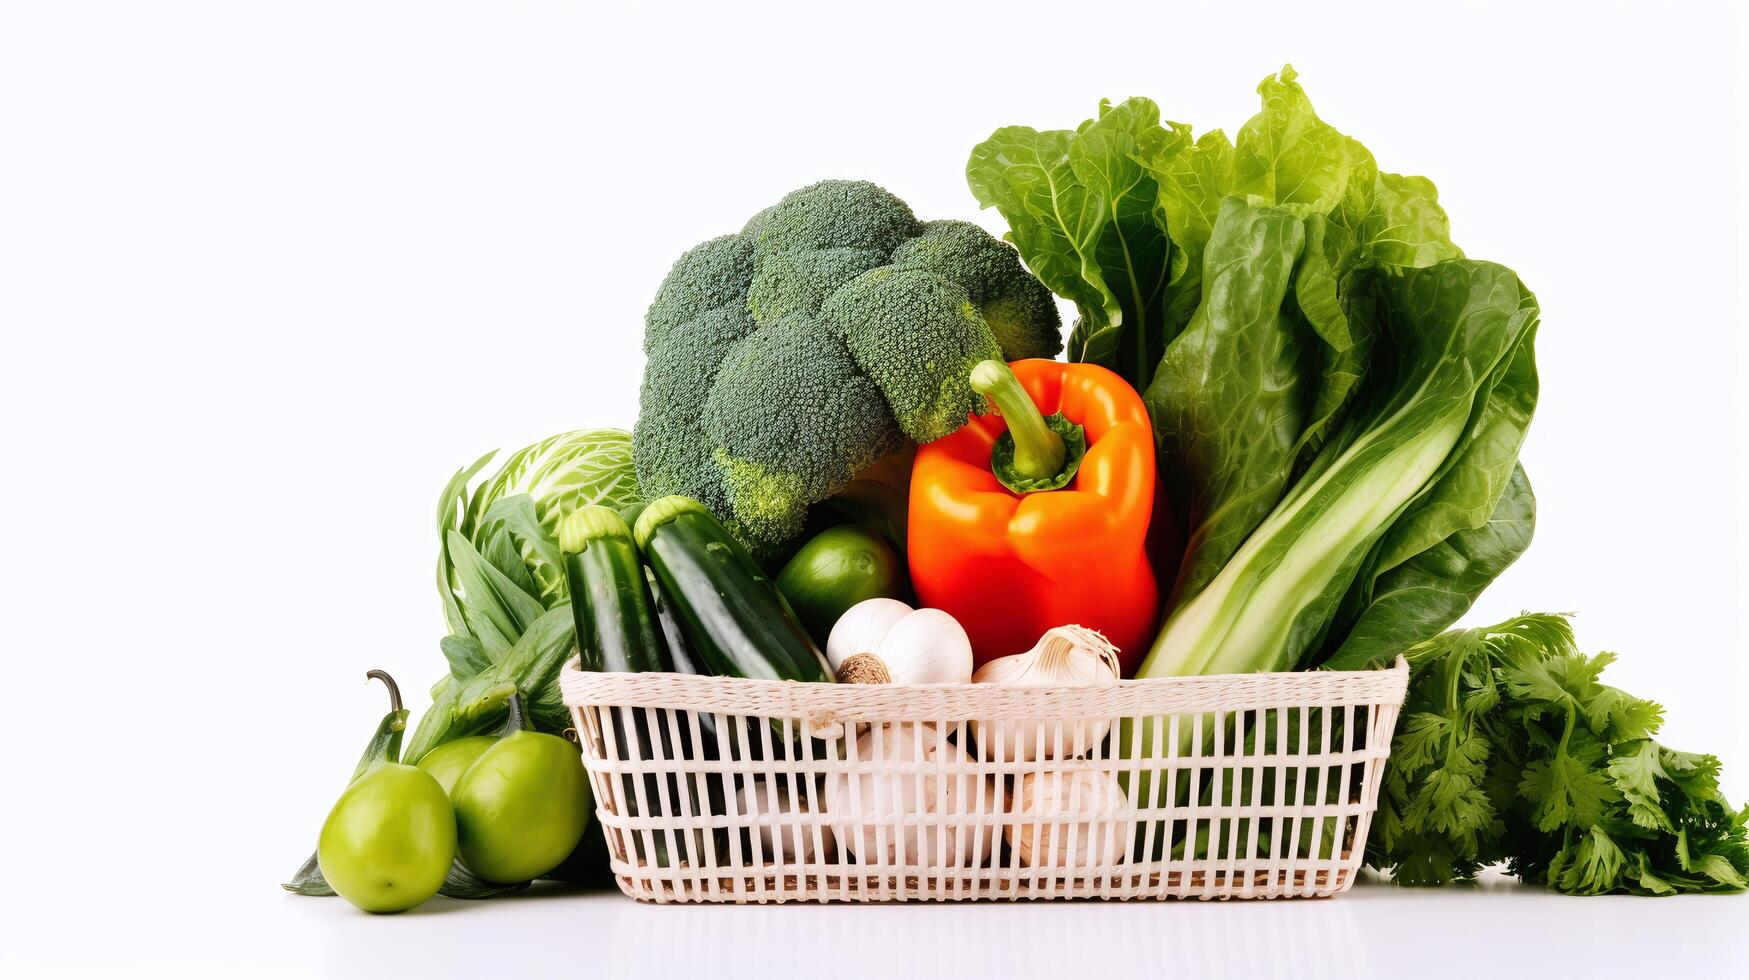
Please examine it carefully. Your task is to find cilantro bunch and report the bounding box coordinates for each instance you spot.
[1371,613,1749,895]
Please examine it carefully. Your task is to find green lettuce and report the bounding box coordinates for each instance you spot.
[969,66,1529,679]
[967,98,1185,389]
[1144,258,1537,677]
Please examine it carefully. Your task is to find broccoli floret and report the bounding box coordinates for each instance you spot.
[633,303,756,517]
[644,234,756,350]
[703,317,902,551]
[892,220,1064,360]
[824,267,1000,442]
[634,180,1063,558]
[747,247,885,321]
[753,181,919,258]
[739,205,775,239]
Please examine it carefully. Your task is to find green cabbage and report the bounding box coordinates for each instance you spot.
[437,428,640,657]
[406,428,640,762]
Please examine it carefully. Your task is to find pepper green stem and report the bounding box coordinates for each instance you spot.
[500,691,530,735]
[365,669,402,713]
[352,670,409,775]
[971,360,1063,480]
[970,360,1087,495]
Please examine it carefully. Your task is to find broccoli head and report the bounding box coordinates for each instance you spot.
[634,179,1062,559]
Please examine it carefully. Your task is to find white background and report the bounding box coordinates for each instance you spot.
[3,1,1746,976]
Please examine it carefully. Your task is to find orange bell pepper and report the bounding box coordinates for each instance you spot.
[908,358,1160,673]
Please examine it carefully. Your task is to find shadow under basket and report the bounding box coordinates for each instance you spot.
[560,658,1408,903]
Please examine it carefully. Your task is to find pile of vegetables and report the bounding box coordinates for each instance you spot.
[289,675,593,911]
[969,66,1536,680]
[286,66,1746,912]
[420,428,643,760]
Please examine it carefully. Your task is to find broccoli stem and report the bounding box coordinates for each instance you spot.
[971,360,1065,481]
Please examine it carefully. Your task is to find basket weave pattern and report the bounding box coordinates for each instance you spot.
[561,660,1408,903]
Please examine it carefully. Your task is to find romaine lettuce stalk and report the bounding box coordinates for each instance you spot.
[1119,260,1536,834]
[1138,260,1538,679]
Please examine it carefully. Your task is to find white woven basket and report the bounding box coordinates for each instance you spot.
[561,658,1407,903]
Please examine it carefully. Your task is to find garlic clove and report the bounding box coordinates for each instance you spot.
[824,724,926,865]
[823,724,1002,868]
[826,597,914,678]
[874,608,974,685]
[1006,770,1133,869]
[971,625,1122,687]
[736,779,830,865]
[970,626,1122,761]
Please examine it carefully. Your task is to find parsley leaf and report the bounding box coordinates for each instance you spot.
[1365,613,1749,894]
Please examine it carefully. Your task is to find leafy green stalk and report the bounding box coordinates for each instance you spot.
[1321,464,1536,670]
[972,69,1501,670]
[1144,199,1311,601]
[1138,261,1537,680]
[403,606,577,764]
[968,99,1185,391]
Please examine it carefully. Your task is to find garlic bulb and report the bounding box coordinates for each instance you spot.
[971,625,1122,762]
[825,597,911,674]
[1006,770,1133,869]
[825,599,974,685]
[824,723,1003,867]
[735,779,830,864]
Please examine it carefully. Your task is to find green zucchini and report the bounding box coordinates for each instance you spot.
[560,506,669,674]
[560,505,698,867]
[634,496,831,684]
[644,566,707,681]
[776,524,904,646]
[644,566,721,755]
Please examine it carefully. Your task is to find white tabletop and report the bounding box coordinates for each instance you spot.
[219,872,1749,978]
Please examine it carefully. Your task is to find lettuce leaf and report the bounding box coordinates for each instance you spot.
[1323,464,1536,671]
[1144,199,1310,601]
[968,100,1188,389]
[971,65,1524,683]
[1141,260,1538,677]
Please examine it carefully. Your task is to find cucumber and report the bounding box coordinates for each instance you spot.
[634,496,831,684]
[644,566,707,681]
[776,524,904,646]
[559,506,697,867]
[644,565,720,753]
[560,506,670,674]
